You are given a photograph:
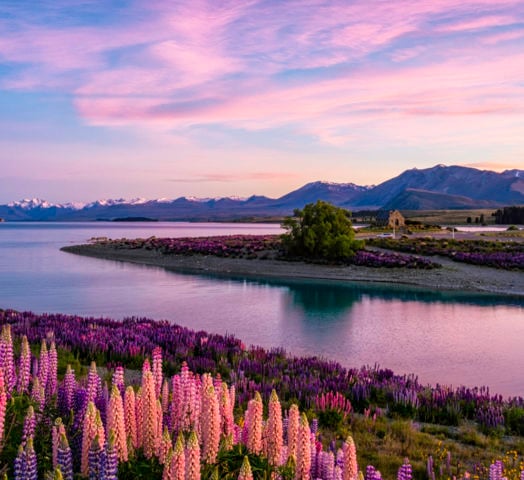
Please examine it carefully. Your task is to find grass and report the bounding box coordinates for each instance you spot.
[401,209,497,225]
[344,416,524,479]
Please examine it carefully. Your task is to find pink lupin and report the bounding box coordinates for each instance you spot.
[163,448,175,480]
[0,371,6,445]
[229,385,235,415]
[81,402,99,476]
[17,335,31,394]
[287,404,300,459]
[163,433,185,480]
[295,413,311,480]
[265,389,283,467]
[246,392,263,455]
[141,369,158,459]
[152,347,163,398]
[185,430,201,480]
[162,379,170,415]
[170,374,182,434]
[156,399,164,455]
[143,357,151,373]
[238,456,254,480]
[219,382,234,447]
[342,435,358,480]
[124,386,138,450]
[158,427,172,465]
[107,384,128,462]
[201,382,220,464]
[135,387,143,448]
[95,408,106,449]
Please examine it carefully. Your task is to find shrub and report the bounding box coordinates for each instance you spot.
[281,201,364,260]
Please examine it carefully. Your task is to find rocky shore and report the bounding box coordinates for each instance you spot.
[61,243,524,297]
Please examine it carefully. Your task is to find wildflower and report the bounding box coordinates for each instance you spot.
[397,458,412,480]
[142,369,158,459]
[185,430,201,480]
[246,392,263,455]
[265,389,283,467]
[124,386,138,449]
[107,384,128,462]
[47,340,58,399]
[1,325,16,392]
[201,382,221,463]
[0,372,6,446]
[343,436,358,480]
[287,404,300,458]
[163,433,185,480]
[295,413,311,480]
[21,405,36,446]
[238,456,254,480]
[57,433,73,480]
[152,346,163,398]
[17,335,31,394]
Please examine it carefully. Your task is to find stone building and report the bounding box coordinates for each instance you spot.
[374,210,405,228]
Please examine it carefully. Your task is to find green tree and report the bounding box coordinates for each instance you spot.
[281,200,364,260]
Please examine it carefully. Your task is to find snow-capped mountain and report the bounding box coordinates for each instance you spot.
[0,165,522,221]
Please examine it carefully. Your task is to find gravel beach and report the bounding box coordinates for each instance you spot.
[61,243,524,297]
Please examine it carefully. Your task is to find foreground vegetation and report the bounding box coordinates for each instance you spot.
[367,238,524,270]
[0,310,523,479]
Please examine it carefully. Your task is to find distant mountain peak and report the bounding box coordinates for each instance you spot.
[1,164,522,221]
[8,198,55,210]
[84,198,147,208]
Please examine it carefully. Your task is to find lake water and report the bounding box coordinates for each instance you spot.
[0,222,523,397]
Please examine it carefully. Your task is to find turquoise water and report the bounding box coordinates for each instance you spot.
[0,222,523,396]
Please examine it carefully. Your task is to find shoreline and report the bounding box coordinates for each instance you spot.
[61,244,524,298]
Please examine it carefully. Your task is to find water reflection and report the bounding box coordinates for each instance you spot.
[1,222,523,396]
[211,274,524,314]
[285,282,362,317]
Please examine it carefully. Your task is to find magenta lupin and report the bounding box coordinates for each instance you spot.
[17,335,31,394]
[0,325,16,393]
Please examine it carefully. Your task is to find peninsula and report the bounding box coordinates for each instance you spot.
[61,240,524,298]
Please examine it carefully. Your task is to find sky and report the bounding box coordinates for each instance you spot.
[1,0,523,203]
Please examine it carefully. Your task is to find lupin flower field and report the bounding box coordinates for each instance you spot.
[89,235,441,269]
[0,312,523,479]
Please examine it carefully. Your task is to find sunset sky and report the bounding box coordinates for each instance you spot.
[1,0,523,203]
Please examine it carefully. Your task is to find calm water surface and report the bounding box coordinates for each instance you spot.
[0,222,523,397]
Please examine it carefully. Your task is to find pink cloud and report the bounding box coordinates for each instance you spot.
[168,171,300,183]
[437,15,517,32]
[3,0,524,151]
[460,162,522,171]
[481,30,524,45]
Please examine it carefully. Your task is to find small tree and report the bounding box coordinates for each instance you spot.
[281,200,364,260]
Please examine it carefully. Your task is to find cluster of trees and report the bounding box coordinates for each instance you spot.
[493,206,524,225]
[281,201,364,260]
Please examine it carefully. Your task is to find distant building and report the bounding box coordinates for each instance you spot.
[374,210,405,228]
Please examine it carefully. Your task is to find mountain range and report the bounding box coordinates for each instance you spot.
[1,165,522,221]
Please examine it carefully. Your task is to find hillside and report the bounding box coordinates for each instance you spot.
[1,165,522,221]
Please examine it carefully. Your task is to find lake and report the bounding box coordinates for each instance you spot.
[0,222,523,397]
